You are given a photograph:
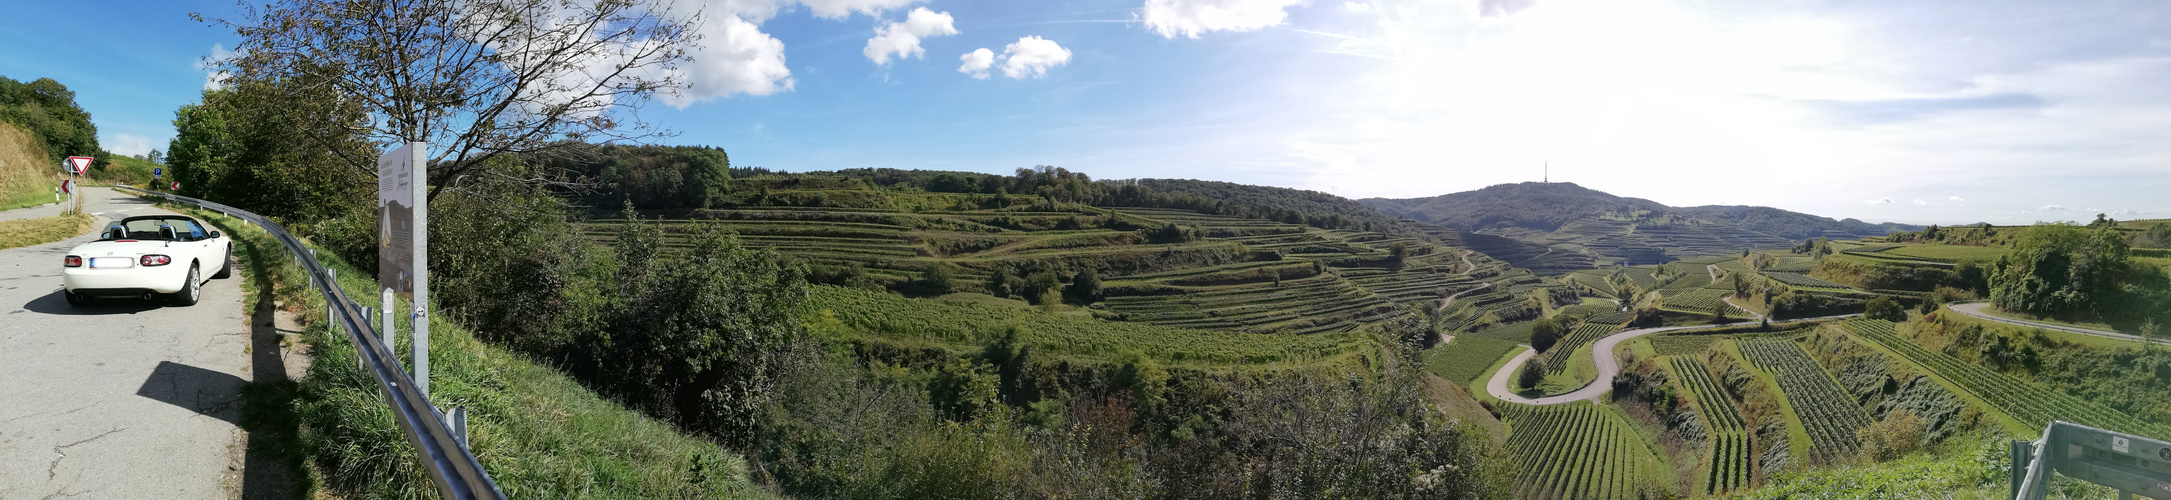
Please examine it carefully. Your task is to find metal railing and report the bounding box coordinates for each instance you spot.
[2011,420,2171,500]
[115,185,505,500]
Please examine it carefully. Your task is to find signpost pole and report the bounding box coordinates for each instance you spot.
[410,143,429,400]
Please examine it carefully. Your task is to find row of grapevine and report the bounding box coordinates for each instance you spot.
[1659,288,1732,314]
[1841,319,2171,440]
[1542,317,1629,374]
[1498,402,1658,500]
[1668,357,1747,495]
[1652,334,1723,356]
[1737,338,1871,464]
[1760,272,1850,289]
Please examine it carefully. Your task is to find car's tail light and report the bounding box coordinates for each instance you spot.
[141,255,172,266]
[65,256,82,267]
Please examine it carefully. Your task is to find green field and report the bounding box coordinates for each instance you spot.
[1839,319,2171,440]
[1425,336,1521,385]
[1497,401,1671,499]
[1667,356,1748,496]
[1737,337,1871,464]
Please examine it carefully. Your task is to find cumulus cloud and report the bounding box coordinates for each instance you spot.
[1344,1,1371,13]
[2041,204,2067,211]
[662,13,794,107]
[864,7,959,65]
[958,48,995,79]
[1948,196,1965,203]
[998,36,1073,79]
[1913,199,1929,205]
[200,44,239,91]
[1466,0,1538,19]
[1142,0,1302,39]
[102,133,153,157]
[1867,197,1892,204]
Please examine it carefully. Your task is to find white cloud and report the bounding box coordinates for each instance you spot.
[864,8,959,65]
[998,36,1072,79]
[1948,196,1965,203]
[663,13,794,107]
[102,133,153,157]
[1142,0,1303,38]
[1868,197,1892,204]
[200,44,238,91]
[958,48,995,79]
[1913,199,1929,205]
[1344,1,1372,13]
[2041,204,2068,211]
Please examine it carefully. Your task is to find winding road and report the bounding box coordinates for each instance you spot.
[1484,314,1859,405]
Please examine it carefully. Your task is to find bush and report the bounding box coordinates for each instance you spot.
[1857,410,1928,461]
[1519,358,1546,388]
[1865,296,1908,322]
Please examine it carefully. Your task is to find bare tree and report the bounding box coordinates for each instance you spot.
[200,0,700,200]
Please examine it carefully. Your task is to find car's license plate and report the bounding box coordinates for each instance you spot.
[91,257,134,269]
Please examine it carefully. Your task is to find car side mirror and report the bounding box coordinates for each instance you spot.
[208,231,221,239]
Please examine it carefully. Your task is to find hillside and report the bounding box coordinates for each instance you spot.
[0,122,57,211]
[1362,182,1920,270]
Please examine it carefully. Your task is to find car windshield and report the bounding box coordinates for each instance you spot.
[101,217,203,241]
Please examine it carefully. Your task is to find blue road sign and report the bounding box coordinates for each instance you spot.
[154,168,162,177]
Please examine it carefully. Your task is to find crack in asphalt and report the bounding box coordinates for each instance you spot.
[47,427,126,480]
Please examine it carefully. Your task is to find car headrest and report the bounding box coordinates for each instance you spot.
[104,225,126,240]
[159,225,179,241]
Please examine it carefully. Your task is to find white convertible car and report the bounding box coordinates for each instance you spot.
[62,215,233,306]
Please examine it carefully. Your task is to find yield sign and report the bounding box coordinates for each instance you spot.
[64,156,93,174]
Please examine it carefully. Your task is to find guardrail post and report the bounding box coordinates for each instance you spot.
[383,289,398,366]
[446,406,468,447]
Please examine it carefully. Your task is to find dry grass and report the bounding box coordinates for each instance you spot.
[0,213,93,250]
[0,123,60,212]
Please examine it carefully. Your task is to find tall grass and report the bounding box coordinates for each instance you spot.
[169,202,764,499]
[0,123,59,211]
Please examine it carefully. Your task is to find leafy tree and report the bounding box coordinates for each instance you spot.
[1864,296,1907,322]
[1066,268,1102,303]
[987,268,1014,298]
[1530,317,1564,353]
[1518,358,1546,389]
[2136,223,2171,249]
[917,263,955,295]
[0,76,106,169]
[1990,223,2137,319]
[1387,241,1408,267]
[1711,300,1730,323]
[204,0,700,201]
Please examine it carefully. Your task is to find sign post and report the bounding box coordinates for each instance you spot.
[154,167,162,186]
[63,156,91,214]
[378,143,429,399]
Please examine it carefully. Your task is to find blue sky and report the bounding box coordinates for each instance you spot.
[4,0,2169,226]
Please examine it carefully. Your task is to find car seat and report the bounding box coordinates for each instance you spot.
[159,224,180,241]
[103,225,127,240]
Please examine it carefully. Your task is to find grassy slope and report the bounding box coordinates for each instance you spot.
[89,155,157,187]
[0,122,59,211]
[1425,336,1519,386]
[0,213,91,249]
[166,201,763,498]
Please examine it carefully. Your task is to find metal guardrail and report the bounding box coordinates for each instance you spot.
[115,185,505,500]
[2012,420,2171,500]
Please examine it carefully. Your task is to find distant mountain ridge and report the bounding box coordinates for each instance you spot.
[1359,182,1921,269]
[1360,182,1916,240]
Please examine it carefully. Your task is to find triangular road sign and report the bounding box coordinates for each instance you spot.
[64,156,93,174]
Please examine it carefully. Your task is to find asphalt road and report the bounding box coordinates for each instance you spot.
[1486,314,1859,405]
[1948,302,2166,346]
[0,187,253,498]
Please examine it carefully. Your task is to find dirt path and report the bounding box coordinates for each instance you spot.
[1437,282,1493,314]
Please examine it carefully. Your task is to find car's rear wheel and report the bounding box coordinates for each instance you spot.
[172,264,201,306]
[211,245,233,279]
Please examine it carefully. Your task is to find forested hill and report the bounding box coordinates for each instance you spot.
[1360,182,1917,240]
